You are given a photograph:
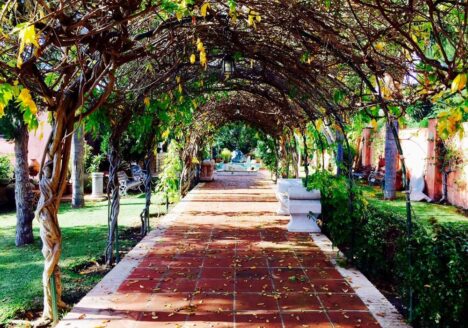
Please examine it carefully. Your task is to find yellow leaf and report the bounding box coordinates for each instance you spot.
[18,88,37,115]
[200,51,207,67]
[200,3,210,17]
[256,15,261,22]
[248,15,254,27]
[176,11,183,21]
[178,83,183,93]
[16,24,39,68]
[0,103,5,118]
[375,42,385,51]
[144,97,150,106]
[190,54,196,64]
[176,76,181,84]
[162,129,170,139]
[451,73,467,93]
[197,39,204,52]
[370,119,378,130]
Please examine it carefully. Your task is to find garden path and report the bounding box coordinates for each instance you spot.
[58,172,387,328]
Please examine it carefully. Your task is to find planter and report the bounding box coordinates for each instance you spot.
[91,172,105,198]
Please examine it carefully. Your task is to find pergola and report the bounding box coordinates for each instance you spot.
[0,0,465,323]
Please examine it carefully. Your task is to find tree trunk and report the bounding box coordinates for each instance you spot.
[71,125,85,208]
[37,110,74,322]
[384,120,399,199]
[14,123,34,246]
[140,149,153,235]
[336,131,344,176]
[106,144,121,266]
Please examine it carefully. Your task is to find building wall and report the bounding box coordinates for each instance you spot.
[362,121,468,209]
[0,114,52,164]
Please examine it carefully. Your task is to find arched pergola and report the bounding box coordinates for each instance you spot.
[0,0,464,323]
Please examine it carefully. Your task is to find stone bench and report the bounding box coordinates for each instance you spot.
[287,186,321,233]
[275,179,302,215]
[275,178,321,233]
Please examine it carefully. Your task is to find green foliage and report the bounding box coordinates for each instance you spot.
[220,148,232,163]
[156,141,182,203]
[86,153,105,173]
[214,122,260,154]
[255,137,277,172]
[0,156,14,180]
[307,171,468,327]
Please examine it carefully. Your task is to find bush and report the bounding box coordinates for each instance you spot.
[220,148,232,163]
[306,171,468,327]
[0,156,13,180]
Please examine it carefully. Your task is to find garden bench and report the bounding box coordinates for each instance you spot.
[275,178,321,233]
[117,171,144,196]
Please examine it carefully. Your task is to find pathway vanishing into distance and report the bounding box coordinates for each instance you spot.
[58,171,407,328]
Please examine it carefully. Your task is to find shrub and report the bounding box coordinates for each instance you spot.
[220,148,232,163]
[306,171,468,327]
[0,156,13,180]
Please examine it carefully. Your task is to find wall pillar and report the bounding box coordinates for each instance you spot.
[361,127,373,168]
[426,118,442,201]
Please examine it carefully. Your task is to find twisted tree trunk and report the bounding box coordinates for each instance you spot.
[384,120,399,199]
[71,125,85,208]
[15,122,34,246]
[36,110,74,322]
[106,144,121,266]
[140,149,153,236]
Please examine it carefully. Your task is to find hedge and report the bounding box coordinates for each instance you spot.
[307,171,468,328]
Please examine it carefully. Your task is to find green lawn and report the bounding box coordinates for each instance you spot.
[0,195,168,325]
[360,185,468,225]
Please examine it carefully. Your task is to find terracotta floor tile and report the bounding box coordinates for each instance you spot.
[200,267,234,279]
[192,293,234,312]
[146,293,192,312]
[311,279,353,294]
[318,294,368,311]
[236,279,273,292]
[277,292,322,311]
[328,311,381,328]
[117,279,160,293]
[235,312,283,327]
[235,293,279,311]
[281,311,332,327]
[128,267,167,280]
[157,278,197,293]
[185,312,234,327]
[236,267,270,279]
[164,267,201,280]
[198,278,235,293]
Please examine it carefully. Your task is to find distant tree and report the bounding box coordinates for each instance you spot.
[0,102,35,246]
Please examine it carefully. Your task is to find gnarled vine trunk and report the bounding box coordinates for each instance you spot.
[71,125,85,208]
[36,109,74,321]
[106,144,121,266]
[15,122,34,246]
[384,120,399,199]
[140,149,153,236]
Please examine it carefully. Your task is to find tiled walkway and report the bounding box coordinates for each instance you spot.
[58,172,384,328]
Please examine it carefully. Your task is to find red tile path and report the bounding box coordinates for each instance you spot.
[59,172,382,328]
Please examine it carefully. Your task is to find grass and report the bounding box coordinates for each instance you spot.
[360,184,468,225]
[0,194,168,325]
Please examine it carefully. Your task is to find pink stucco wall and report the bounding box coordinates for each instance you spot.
[0,113,52,164]
[361,121,468,209]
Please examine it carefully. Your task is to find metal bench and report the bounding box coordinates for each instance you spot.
[117,171,144,196]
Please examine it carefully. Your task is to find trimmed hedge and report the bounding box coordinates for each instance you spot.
[307,172,468,327]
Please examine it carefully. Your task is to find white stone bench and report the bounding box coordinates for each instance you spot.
[287,186,321,233]
[275,179,302,215]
